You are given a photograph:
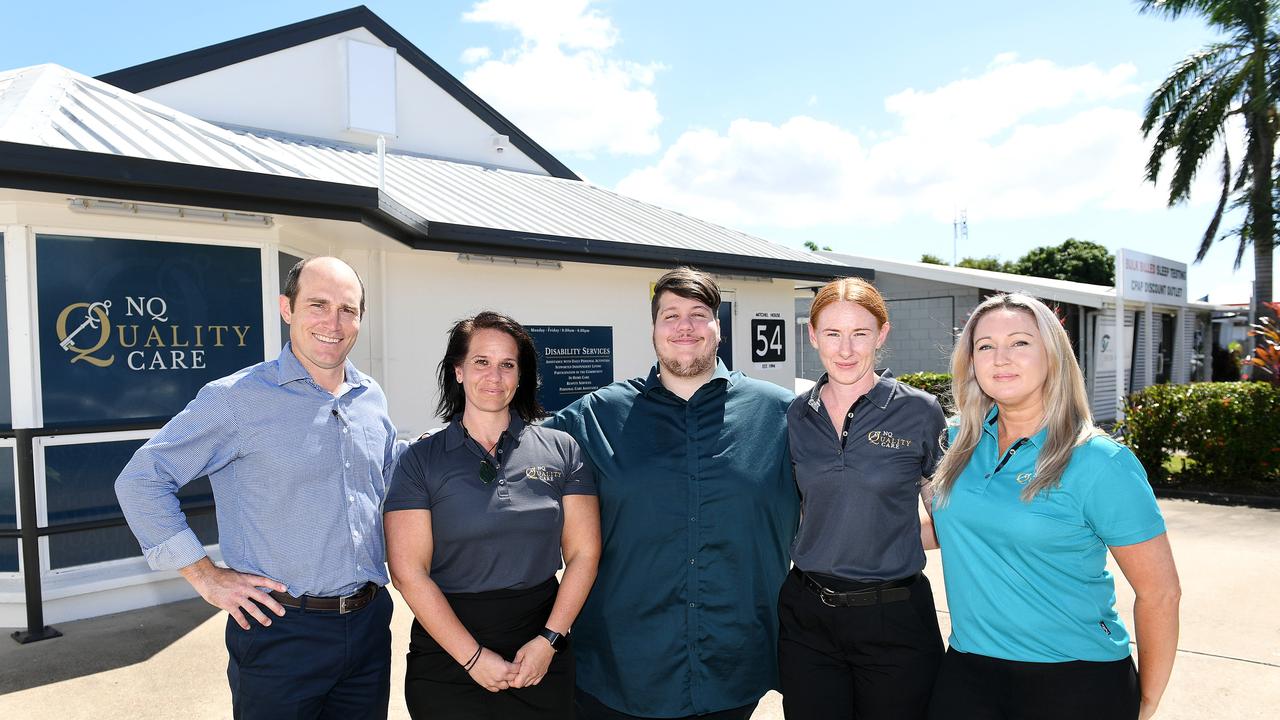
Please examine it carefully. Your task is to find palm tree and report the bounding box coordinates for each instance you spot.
[1140,0,1278,339]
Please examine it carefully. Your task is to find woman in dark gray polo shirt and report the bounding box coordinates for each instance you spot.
[778,278,946,719]
[385,311,601,719]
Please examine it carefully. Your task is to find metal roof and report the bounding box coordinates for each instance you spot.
[821,251,1228,312]
[236,129,835,263]
[0,65,313,177]
[0,63,845,274]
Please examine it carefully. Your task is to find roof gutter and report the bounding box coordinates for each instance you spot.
[0,141,376,222]
[402,214,861,283]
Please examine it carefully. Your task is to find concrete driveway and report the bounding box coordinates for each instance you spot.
[1,499,1276,719]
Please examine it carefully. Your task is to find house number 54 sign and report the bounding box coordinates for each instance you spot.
[751,315,785,365]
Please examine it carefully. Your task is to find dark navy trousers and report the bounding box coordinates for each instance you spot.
[226,588,393,720]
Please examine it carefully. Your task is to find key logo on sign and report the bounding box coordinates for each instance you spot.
[55,301,115,367]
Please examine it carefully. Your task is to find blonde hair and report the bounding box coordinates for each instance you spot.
[809,277,888,328]
[931,293,1102,503]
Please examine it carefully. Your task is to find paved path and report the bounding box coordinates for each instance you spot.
[1,499,1276,718]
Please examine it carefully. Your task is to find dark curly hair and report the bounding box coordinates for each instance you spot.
[436,311,545,423]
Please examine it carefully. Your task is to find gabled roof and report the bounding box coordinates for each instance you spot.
[0,63,854,282]
[95,5,579,180]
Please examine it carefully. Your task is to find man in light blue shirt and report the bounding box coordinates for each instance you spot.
[116,257,401,720]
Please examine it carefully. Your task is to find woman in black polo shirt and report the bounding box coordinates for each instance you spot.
[385,311,601,719]
[778,278,947,719]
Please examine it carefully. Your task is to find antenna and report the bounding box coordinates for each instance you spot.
[952,209,968,265]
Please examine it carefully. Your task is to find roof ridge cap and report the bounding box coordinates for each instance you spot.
[0,64,76,145]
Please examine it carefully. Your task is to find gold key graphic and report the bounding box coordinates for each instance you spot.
[59,300,112,351]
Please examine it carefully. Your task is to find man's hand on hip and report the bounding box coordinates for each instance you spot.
[179,557,288,630]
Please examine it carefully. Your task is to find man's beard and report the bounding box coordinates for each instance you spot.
[656,343,717,378]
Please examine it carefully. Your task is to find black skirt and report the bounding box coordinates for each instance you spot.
[405,576,573,720]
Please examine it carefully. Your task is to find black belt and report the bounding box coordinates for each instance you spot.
[800,570,917,608]
[269,582,378,613]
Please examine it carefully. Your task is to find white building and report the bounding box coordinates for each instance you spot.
[797,253,1226,422]
[0,7,865,629]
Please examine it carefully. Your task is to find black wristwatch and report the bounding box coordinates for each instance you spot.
[538,627,568,652]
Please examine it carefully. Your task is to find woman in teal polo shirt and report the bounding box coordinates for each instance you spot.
[928,293,1180,720]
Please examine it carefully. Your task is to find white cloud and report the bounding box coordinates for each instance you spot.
[616,56,1213,230]
[989,51,1019,67]
[460,46,492,64]
[464,0,616,50]
[461,0,663,157]
[617,117,873,226]
[883,59,1140,141]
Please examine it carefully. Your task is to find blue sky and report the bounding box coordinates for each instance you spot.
[3,0,1269,302]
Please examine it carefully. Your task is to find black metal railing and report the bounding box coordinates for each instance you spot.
[1,422,214,644]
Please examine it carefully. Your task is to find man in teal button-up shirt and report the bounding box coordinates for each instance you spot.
[546,268,798,720]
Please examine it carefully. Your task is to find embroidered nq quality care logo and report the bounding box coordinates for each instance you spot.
[1016,472,1035,485]
[867,431,913,449]
[525,466,563,482]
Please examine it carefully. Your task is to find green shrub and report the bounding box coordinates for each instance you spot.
[1122,382,1280,489]
[897,372,953,412]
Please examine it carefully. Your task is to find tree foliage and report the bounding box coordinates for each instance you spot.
[957,256,1014,273]
[1009,238,1115,285]
[1139,0,1278,330]
[921,239,1115,285]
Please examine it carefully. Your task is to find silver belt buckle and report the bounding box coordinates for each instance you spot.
[339,586,363,614]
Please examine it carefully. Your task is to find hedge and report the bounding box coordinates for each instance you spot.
[896,375,1280,491]
[896,372,953,412]
[1122,382,1280,489]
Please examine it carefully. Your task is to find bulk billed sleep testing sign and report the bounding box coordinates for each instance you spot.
[37,235,264,426]
[527,326,614,412]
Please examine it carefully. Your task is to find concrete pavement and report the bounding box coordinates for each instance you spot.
[1,499,1276,719]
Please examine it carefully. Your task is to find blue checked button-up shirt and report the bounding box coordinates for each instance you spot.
[115,343,401,597]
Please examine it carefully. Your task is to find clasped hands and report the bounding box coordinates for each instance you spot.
[467,636,555,692]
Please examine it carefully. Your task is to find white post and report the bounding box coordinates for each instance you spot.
[5,225,38,428]
[1114,251,1125,423]
[377,135,386,192]
[1175,306,1187,383]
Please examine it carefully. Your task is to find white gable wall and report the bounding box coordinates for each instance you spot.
[133,28,547,174]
